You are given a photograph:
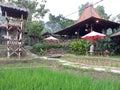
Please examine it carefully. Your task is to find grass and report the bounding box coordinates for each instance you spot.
[0,45,120,90]
[0,68,120,90]
[0,59,54,69]
[61,54,120,67]
[65,54,120,61]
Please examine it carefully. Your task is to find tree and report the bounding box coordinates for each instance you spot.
[34,4,49,20]
[44,22,62,33]
[113,14,120,23]
[78,2,90,16]
[48,13,75,30]
[8,0,49,21]
[95,5,111,19]
[78,3,111,20]
[28,21,43,44]
[0,0,5,2]
[29,21,43,38]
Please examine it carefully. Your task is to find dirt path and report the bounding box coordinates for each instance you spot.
[39,56,120,74]
[0,51,120,80]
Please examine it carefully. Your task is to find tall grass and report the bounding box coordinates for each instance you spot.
[0,68,120,90]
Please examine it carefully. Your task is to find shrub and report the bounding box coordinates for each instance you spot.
[32,42,64,55]
[33,42,50,51]
[68,40,90,55]
[51,43,64,48]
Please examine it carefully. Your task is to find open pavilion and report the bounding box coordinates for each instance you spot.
[55,5,120,38]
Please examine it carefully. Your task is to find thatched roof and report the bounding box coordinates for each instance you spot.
[77,5,101,23]
[0,2,28,20]
[55,6,120,36]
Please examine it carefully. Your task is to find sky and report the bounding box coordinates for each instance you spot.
[38,0,120,22]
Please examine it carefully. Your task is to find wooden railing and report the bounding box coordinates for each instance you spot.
[8,40,21,51]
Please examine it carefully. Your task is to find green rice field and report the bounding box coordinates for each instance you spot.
[0,68,120,90]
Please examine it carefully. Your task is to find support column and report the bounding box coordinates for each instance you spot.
[5,11,10,58]
[18,14,23,59]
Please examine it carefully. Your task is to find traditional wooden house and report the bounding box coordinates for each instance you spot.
[0,2,28,58]
[55,5,120,38]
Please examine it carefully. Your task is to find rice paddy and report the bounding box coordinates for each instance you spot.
[0,68,120,90]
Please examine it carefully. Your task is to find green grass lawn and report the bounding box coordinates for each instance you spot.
[0,68,120,90]
[65,54,120,61]
[0,47,120,90]
[61,54,120,67]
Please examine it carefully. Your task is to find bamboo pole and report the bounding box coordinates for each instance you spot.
[18,14,24,59]
[5,11,10,58]
[19,14,23,41]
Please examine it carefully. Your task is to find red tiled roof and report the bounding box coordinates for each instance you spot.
[77,5,101,23]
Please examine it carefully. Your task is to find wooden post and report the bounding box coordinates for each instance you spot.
[18,14,24,59]
[19,14,23,41]
[5,11,10,58]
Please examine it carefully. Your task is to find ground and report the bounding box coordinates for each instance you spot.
[0,44,120,80]
[0,55,120,80]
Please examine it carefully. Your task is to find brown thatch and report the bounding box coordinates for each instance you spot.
[0,2,28,20]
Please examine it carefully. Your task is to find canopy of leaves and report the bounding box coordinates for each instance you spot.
[112,14,120,23]
[42,13,75,34]
[28,21,43,38]
[78,2,111,20]
[8,0,49,21]
[95,5,111,19]
[49,14,75,29]
[35,4,49,19]
[43,22,62,33]
[69,40,90,55]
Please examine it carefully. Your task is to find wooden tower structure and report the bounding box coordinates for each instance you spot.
[0,3,28,58]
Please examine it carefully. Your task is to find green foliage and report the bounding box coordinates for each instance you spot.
[69,40,90,55]
[95,36,112,52]
[114,14,120,22]
[51,43,64,48]
[95,5,111,19]
[33,42,49,51]
[78,3,111,20]
[28,21,43,38]
[48,14,75,29]
[95,28,120,55]
[35,4,49,19]
[95,37,113,56]
[32,42,49,55]
[0,68,120,90]
[8,0,49,21]
[32,42,64,54]
[111,37,120,55]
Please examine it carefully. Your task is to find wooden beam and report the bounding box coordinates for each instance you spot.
[5,11,10,58]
